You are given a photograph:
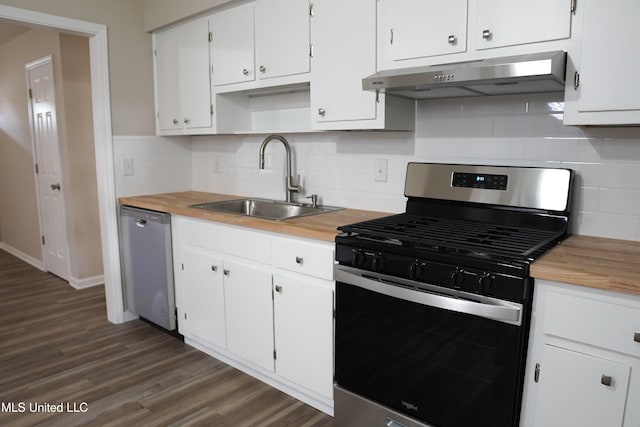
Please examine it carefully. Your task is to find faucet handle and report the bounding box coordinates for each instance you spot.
[305,194,318,208]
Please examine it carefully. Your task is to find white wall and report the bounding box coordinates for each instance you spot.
[115,92,640,241]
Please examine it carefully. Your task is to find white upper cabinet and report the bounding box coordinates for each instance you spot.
[310,0,414,131]
[255,0,310,80]
[473,0,572,50]
[563,0,640,125]
[210,0,310,89]
[153,17,214,135]
[379,0,467,63]
[209,3,255,86]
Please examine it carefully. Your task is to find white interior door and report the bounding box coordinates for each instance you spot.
[26,56,70,281]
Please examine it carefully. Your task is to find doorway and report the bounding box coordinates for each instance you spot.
[0,5,123,323]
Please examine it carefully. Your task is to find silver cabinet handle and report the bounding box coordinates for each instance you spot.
[172,118,179,125]
[211,265,218,272]
[275,285,282,293]
[184,118,190,125]
[50,183,61,191]
[601,375,613,386]
[634,331,640,343]
[223,269,230,277]
[482,29,492,40]
[242,68,249,76]
[259,65,266,73]
[448,35,457,45]
[295,256,304,265]
[318,108,325,116]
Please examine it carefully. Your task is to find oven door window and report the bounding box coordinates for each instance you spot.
[335,280,525,427]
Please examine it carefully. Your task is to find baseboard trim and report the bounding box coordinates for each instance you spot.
[69,274,104,289]
[0,242,45,271]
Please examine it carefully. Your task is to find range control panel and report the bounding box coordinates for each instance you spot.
[452,172,508,190]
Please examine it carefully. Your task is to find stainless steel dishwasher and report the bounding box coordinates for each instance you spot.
[119,206,176,331]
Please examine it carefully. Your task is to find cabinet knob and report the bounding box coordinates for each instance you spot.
[211,265,218,272]
[318,108,326,116]
[259,65,266,73]
[295,256,304,265]
[601,375,613,386]
[634,331,640,343]
[172,118,179,125]
[242,68,249,76]
[448,34,457,45]
[184,118,190,125]
[482,29,492,40]
[223,269,230,277]
[275,285,282,293]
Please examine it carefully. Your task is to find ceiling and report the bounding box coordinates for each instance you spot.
[0,19,32,46]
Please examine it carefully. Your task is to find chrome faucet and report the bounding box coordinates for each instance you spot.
[258,134,302,203]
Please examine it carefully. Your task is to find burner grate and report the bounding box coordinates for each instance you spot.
[339,213,562,260]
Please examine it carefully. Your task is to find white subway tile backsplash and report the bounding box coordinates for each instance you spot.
[116,94,640,241]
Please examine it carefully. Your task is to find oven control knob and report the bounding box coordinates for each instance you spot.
[451,268,466,288]
[478,273,494,292]
[352,250,365,267]
[408,261,425,280]
[371,255,385,272]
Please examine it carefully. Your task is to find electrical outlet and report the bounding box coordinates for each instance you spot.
[374,158,388,182]
[122,157,134,176]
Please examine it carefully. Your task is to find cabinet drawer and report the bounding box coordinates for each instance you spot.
[174,216,272,264]
[274,238,334,280]
[543,291,640,358]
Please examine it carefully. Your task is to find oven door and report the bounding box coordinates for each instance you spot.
[334,265,527,427]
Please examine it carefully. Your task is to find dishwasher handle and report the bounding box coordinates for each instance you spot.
[135,219,147,227]
[336,265,523,326]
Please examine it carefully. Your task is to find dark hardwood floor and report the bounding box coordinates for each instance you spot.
[0,249,333,427]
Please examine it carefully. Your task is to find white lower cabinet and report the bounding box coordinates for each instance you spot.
[273,275,333,399]
[521,280,640,427]
[171,215,334,415]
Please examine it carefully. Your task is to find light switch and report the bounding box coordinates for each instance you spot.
[374,158,387,182]
[122,157,134,176]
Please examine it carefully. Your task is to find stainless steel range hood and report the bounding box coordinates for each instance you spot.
[363,51,567,99]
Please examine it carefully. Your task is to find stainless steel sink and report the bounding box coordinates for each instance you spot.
[190,198,343,221]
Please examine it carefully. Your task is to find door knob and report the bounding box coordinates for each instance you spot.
[50,183,61,191]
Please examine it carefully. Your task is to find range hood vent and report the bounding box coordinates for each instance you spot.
[362,51,567,99]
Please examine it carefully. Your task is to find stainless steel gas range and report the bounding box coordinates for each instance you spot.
[333,163,574,427]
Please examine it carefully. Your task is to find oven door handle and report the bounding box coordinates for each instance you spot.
[336,266,523,326]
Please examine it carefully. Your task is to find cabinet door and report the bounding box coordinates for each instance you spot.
[210,2,255,86]
[181,247,226,349]
[311,0,377,124]
[224,259,275,372]
[534,344,630,427]
[153,27,182,132]
[273,276,333,398]
[576,0,640,113]
[380,0,467,62]
[474,0,572,50]
[180,18,213,131]
[255,0,310,80]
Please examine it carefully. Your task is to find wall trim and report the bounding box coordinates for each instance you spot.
[69,274,105,290]
[0,242,46,271]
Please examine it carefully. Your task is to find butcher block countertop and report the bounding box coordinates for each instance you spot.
[531,235,640,297]
[118,191,392,243]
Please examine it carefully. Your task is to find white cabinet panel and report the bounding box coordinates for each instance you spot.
[534,344,629,427]
[255,0,310,80]
[181,247,227,349]
[381,0,467,62]
[154,27,182,132]
[224,259,275,372]
[273,275,333,398]
[210,2,255,86]
[474,0,572,50]
[274,237,334,280]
